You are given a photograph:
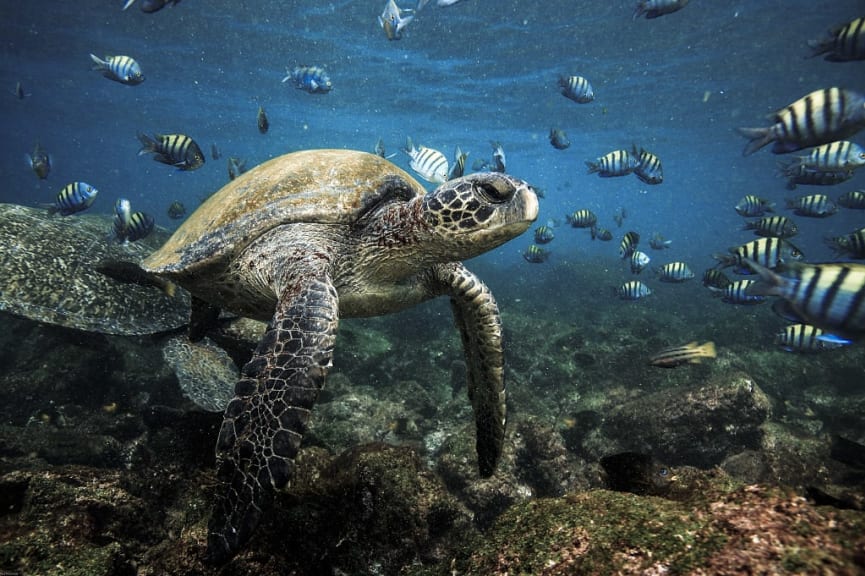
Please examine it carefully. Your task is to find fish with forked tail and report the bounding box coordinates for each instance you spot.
[649,341,716,368]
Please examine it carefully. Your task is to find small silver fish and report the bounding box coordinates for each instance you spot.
[379,0,414,41]
[490,141,506,172]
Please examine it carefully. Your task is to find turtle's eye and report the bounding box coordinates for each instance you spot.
[475,177,513,204]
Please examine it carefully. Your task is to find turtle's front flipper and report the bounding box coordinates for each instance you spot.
[205,274,338,564]
[432,262,506,477]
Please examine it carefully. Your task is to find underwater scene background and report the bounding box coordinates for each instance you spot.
[2,1,865,574]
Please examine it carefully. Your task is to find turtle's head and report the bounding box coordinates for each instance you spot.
[422,172,538,259]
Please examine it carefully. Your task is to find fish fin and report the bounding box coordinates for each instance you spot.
[585,160,599,174]
[137,132,157,155]
[699,341,717,358]
[816,333,853,346]
[741,259,788,297]
[89,53,107,70]
[710,253,736,268]
[402,136,414,155]
[736,126,773,156]
[122,0,137,10]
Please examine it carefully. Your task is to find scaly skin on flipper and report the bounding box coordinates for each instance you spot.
[206,271,338,564]
[432,262,505,477]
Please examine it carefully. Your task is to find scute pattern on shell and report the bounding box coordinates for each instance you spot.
[0,203,190,335]
[144,149,426,274]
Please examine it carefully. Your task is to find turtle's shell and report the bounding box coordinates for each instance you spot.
[0,203,190,335]
[144,149,426,275]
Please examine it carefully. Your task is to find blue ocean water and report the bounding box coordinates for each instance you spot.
[0,1,863,335]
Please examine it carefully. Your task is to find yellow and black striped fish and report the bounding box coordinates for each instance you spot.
[448,146,467,179]
[745,260,865,339]
[630,250,650,274]
[586,149,639,177]
[257,106,269,134]
[809,16,865,62]
[533,225,554,244]
[523,244,549,264]
[403,137,448,184]
[648,341,715,369]
[566,209,597,228]
[89,54,144,85]
[789,140,865,172]
[558,75,593,103]
[714,279,766,305]
[776,323,852,353]
[656,261,695,282]
[619,231,640,259]
[780,163,854,190]
[738,87,865,156]
[702,268,731,290]
[785,193,838,217]
[826,227,865,259]
[125,211,155,242]
[714,237,804,272]
[633,146,663,185]
[735,194,775,217]
[138,132,205,171]
[742,216,798,238]
[838,190,865,209]
[591,226,613,241]
[49,182,99,216]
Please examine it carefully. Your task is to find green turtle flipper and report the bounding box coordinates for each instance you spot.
[434,263,506,477]
[206,275,339,564]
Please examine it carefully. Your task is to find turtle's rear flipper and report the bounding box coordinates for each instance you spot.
[206,271,338,564]
[95,259,177,296]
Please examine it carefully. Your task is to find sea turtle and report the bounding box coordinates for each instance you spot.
[0,203,189,335]
[118,149,538,562]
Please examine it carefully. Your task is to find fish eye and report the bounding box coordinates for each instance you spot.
[657,467,669,477]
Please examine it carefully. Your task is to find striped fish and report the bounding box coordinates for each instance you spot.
[448,146,467,179]
[112,198,132,241]
[714,279,766,305]
[630,250,651,274]
[586,149,639,177]
[785,193,838,217]
[744,260,865,338]
[633,146,663,185]
[735,194,775,217]
[826,227,865,259]
[634,0,691,20]
[789,141,865,172]
[403,137,448,184]
[591,227,613,241]
[648,341,716,369]
[125,211,155,242]
[737,87,865,156]
[776,323,852,353]
[742,216,798,238]
[619,231,640,259]
[89,54,144,85]
[781,164,854,190]
[702,268,731,290]
[533,225,554,244]
[282,65,332,94]
[523,244,549,264]
[713,237,804,272]
[558,75,593,103]
[618,280,652,300]
[138,132,205,171]
[838,190,865,209]
[809,17,865,62]
[49,182,98,216]
[566,209,597,228]
[656,261,695,282]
